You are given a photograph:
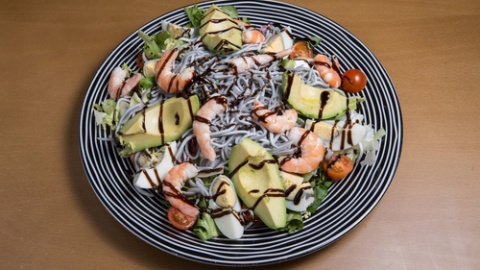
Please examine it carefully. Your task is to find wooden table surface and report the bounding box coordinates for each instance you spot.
[1,0,479,269]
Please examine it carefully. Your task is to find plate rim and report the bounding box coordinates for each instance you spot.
[79,0,403,266]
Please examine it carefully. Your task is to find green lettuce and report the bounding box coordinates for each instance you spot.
[184,4,240,27]
[93,99,117,130]
[138,30,171,59]
[285,212,304,233]
[193,212,220,241]
[307,173,333,214]
[185,4,205,27]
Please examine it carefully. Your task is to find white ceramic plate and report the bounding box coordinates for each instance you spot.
[79,0,402,266]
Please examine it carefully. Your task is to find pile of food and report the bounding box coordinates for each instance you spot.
[93,4,384,241]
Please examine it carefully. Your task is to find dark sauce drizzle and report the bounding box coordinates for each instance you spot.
[136,143,178,188]
[194,95,228,124]
[227,158,288,221]
[162,181,198,208]
[199,17,242,53]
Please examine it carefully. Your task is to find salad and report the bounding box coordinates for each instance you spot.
[93,4,384,241]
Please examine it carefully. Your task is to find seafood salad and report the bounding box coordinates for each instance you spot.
[93,4,384,241]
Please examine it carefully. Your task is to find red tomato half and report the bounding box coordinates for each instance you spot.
[323,153,354,181]
[167,206,197,230]
[341,69,367,93]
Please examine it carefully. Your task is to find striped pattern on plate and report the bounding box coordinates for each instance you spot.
[79,0,402,266]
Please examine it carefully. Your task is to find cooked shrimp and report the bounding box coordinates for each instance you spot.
[229,54,273,73]
[155,48,195,93]
[162,162,199,218]
[279,127,325,174]
[193,96,228,162]
[314,54,341,88]
[229,49,291,73]
[233,19,266,44]
[107,67,142,100]
[252,100,297,134]
[242,28,265,44]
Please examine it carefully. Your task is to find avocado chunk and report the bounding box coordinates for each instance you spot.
[282,71,360,119]
[162,21,187,39]
[117,95,200,156]
[228,138,286,230]
[199,4,242,54]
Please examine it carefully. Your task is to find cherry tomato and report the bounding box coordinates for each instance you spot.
[167,206,197,230]
[289,41,313,59]
[341,69,367,93]
[323,153,354,181]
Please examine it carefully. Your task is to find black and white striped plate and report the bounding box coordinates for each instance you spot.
[79,0,402,266]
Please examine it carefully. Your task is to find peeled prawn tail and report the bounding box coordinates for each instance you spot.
[279,127,325,174]
[314,54,342,88]
[229,48,292,74]
[107,67,142,100]
[242,28,266,44]
[231,19,266,44]
[251,100,297,134]
[162,162,199,218]
[193,96,228,162]
[229,54,273,73]
[274,48,293,59]
[155,48,195,94]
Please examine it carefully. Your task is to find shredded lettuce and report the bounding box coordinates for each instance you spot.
[92,96,137,130]
[93,99,117,130]
[285,212,304,233]
[306,173,333,215]
[101,99,116,115]
[138,30,185,61]
[220,5,238,18]
[138,76,155,90]
[93,106,108,128]
[164,37,185,51]
[120,63,132,77]
[138,30,171,59]
[185,4,206,27]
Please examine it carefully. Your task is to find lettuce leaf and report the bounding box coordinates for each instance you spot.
[285,212,304,233]
[307,173,332,214]
[93,99,117,130]
[138,30,171,59]
[220,5,238,18]
[185,4,205,27]
[185,4,239,27]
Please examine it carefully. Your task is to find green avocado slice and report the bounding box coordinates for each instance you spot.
[282,71,360,119]
[199,4,242,54]
[117,95,200,156]
[228,138,286,230]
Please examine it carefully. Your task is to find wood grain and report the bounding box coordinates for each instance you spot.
[1,0,479,269]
